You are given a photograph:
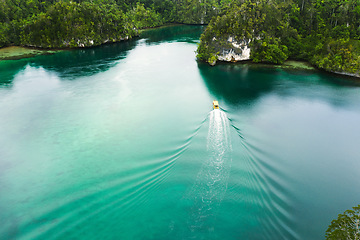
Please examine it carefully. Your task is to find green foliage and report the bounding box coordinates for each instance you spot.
[312,39,360,75]
[175,0,222,24]
[126,3,163,29]
[18,1,131,48]
[196,21,216,60]
[197,0,295,64]
[251,37,289,64]
[325,205,360,240]
[0,0,231,49]
[196,39,218,65]
[0,0,360,77]
[0,23,10,48]
[196,0,360,75]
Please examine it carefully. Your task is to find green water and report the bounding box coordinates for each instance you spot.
[1,25,360,240]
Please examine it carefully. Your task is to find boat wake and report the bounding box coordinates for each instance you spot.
[184,109,232,238]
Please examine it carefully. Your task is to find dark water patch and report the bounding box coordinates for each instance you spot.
[140,25,204,45]
[0,40,137,87]
[199,62,277,106]
[32,40,137,79]
[200,61,360,112]
[318,70,360,86]
[0,60,28,87]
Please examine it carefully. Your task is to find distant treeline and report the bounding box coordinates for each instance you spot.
[0,0,160,48]
[0,0,229,48]
[1,0,359,76]
[196,0,360,76]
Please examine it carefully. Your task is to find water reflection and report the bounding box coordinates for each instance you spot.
[0,61,28,87]
[198,62,276,106]
[33,40,137,79]
[317,71,360,87]
[199,61,360,109]
[140,25,204,45]
[0,40,137,86]
[0,25,203,87]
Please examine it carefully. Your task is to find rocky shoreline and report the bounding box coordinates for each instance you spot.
[1,31,359,81]
[0,24,181,61]
[208,37,360,79]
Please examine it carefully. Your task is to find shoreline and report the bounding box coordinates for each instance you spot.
[215,59,315,71]
[1,24,358,81]
[2,46,358,82]
[214,59,360,80]
[0,23,183,61]
[0,46,61,61]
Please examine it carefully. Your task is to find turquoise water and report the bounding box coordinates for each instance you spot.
[0,25,360,240]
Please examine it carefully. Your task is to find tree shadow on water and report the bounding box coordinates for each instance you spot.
[33,40,138,79]
[0,40,138,87]
[198,62,277,107]
[140,24,204,45]
[0,60,28,87]
[199,61,360,110]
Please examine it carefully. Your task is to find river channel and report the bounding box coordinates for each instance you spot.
[0,25,360,240]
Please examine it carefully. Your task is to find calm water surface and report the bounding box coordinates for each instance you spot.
[0,25,360,240]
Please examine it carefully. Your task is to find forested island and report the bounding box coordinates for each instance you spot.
[0,0,223,49]
[0,0,359,77]
[196,0,360,77]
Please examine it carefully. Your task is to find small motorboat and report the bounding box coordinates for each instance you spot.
[213,100,219,109]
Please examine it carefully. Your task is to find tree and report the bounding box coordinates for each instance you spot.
[251,36,289,64]
[326,204,360,240]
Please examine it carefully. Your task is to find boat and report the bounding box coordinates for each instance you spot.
[213,100,219,109]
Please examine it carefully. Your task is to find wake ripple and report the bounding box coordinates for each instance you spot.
[229,117,299,240]
[13,113,209,240]
[185,109,232,238]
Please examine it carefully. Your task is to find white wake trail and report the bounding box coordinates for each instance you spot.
[169,109,233,239]
[187,109,233,237]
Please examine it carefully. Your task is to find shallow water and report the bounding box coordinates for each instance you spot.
[0,25,360,240]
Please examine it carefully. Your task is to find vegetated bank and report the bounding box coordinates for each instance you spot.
[0,0,227,49]
[0,0,163,49]
[196,0,360,78]
[1,0,359,78]
[0,46,60,60]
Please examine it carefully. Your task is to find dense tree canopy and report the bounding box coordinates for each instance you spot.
[196,0,360,76]
[0,0,228,48]
[0,0,359,76]
[326,205,360,240]
[0,0,165,48]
